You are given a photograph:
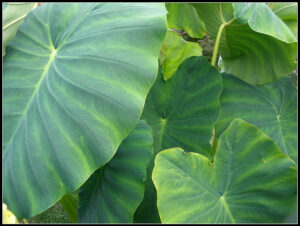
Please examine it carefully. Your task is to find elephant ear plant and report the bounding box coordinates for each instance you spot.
[2,2,297,224]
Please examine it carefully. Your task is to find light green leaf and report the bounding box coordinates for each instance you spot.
[134,56,222,222]
[159,30,202,80]
[77,120,153,223]
[153,119,297,223]
[192,3,297,85]
[233,3,296,43]
[3,3,166,220]
[215,74,297,163]
[165,3,206,38]
[2,2,38,56]
[269,3,298,38]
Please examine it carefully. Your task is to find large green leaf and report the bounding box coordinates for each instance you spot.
[153,119,297,223]
[2,2,38,56]
[134,56,222,222]
[269,3,298,38]
[3,3,166,219]
[78,120,153,223]
[215,74,297,163]
[165,3,206,39]
[159,30,202,80]
[192,3,297,85]
[232,3,296,43]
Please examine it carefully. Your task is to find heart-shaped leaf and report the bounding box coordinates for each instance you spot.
[3,3,166,219]
[215,74,297,163]
[192,3,297,85]
[159,30,202,80]
[77,120,153,223]
[2,2,38,56]
[134,56,222,222]
[153,119,297,223]
[165,3,206,39]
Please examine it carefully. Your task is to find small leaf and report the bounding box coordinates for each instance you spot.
[2,2,38,56]
[159,30,202,80]
[153,119,297,223]
[165,3,206,38]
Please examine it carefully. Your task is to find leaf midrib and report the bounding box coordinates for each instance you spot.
[4,48,56,154]
[4,3,97,154]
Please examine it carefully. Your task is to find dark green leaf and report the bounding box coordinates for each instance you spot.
[134,56,222,222]
[215,74,297,163]
[78,120,153,223]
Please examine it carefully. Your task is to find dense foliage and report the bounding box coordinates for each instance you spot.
[2,2,297,223]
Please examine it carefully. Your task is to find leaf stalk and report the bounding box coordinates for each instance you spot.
[211,18,235,66]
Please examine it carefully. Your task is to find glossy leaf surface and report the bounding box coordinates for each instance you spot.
[153,119,297,223]
[159,30,202,80]
[78,120,153,223]
[2,2,37,56]
[215,74,297,163]
[134,56,222,222]
[192,3,297,85]
[165,3,206,38]
[3,3,166,219]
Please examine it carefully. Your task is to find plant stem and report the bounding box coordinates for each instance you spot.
[211,23,226,66]
[59,193,78,223]
[211,18,236,66]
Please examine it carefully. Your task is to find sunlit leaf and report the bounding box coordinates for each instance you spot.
[153,119,297,223]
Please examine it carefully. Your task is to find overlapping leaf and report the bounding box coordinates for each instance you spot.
[165,3,206,39]
[134,56,222,222]
[159,30,202,80]
[233,3,296,43]
[269,3,297,38]
[3,3,166,219]
[153,119,297,223]
[215,74,297,163]
[78,120,153,223]
[2,2,38,56]
[192,3,297,85]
